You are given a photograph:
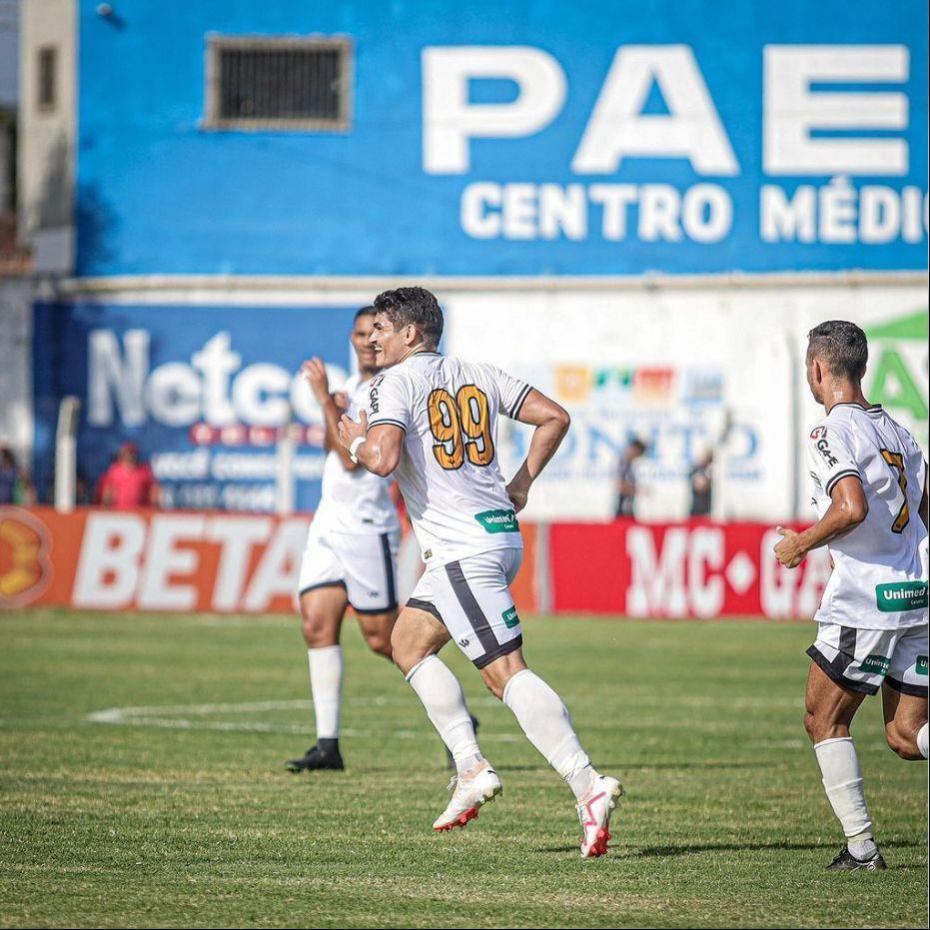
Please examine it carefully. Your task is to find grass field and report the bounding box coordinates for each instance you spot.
[0,610,926,928]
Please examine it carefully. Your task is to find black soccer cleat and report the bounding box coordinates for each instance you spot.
[445,714,481,771]
[825,844,887,872]
[285,739,345,773]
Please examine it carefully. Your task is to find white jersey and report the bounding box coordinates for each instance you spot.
[366,352,531,566]
[807,402,928,631]
[312,374,399,535]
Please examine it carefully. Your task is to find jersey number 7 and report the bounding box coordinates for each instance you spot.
[428,386,495,470]
[880,449,910,534]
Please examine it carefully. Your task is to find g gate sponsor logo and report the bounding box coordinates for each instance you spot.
[0,509,52,608]
[810,427,838,467]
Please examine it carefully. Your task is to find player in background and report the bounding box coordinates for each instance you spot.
[337,287,621,858]
[774,320,928,871]
[286,308,401,773]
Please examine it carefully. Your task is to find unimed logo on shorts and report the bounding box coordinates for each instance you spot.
[859,654,890,675]
[875,581,929,612]
[474,509,519,534]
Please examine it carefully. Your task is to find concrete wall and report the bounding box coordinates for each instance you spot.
[17,0,75,273]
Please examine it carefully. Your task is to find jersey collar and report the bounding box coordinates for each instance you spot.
[829,401,883,414]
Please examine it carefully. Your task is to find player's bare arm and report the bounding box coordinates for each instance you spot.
[774,475,868,568]
[301,357,359,472]
[337,412,404,478]
[505,389,571,513]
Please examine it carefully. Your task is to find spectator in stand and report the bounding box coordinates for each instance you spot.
[615,437,648,518]
[98,442,160,509]
[0,447,36,505]
[689,449,714,517]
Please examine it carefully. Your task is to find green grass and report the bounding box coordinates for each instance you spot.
[0,610,926,929]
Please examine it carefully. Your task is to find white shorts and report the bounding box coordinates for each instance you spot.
[807,621,929,697]
[407,548,523,669]
[298,526,400,614]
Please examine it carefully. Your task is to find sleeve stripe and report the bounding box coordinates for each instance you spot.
[825,469,861,496]
[509,384,533,420]
[368,418,407,433]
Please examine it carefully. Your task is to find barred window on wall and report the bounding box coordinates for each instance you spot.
[204,35,353,131]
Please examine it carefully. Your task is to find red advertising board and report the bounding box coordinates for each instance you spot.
[548,520,830,619]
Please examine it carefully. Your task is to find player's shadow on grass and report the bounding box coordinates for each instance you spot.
[535,840,926,858]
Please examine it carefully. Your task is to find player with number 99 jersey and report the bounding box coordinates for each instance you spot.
[340,288,621,856]
[366,352,531,568]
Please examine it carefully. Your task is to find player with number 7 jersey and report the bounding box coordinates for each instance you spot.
[774,320,928,874]
[337,287,621,858]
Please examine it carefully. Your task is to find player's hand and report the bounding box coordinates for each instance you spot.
[773,526,806,569]
[300,358,330,404]
[337,409,368,450]
[505,480,529,514]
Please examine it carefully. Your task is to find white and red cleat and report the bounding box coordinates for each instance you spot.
[577,775,624,858]
[433,761,502,832]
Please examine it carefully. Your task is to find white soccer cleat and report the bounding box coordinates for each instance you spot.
[432,761,502,832]
[577,775,624,858]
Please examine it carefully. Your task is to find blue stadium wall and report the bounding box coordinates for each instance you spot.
[27,0,928,516]
[74,0,929,277]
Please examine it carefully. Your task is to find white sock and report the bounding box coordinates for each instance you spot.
[917,723,928,760]
[814,737,875,856]
[406,656,482,775]
[503,668,597,801]
[308,646,343,741]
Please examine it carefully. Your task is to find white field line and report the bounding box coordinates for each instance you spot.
[84,698,521,741]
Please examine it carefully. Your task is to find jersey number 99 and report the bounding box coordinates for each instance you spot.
[428,386,495,470]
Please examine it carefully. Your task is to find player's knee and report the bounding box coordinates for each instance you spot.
[480,671,505,701]
[363,626,393,659]
[390,625,419,674]
[803,711,818,742]
[300,613,319,645]
[300,612,335,648]
[885,721,923,760]
[803,710,841,744]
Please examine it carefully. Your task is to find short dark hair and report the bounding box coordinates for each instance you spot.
[807,320,868,381]
[373,287,443,348]
[355,305,376,321]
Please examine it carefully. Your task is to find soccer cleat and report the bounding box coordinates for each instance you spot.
[445,714,481,771]
[577,775,624,859]
[285,741,345,773]
[433,761,502,832]
[825,844,887,871]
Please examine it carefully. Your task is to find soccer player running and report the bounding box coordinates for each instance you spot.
[286,307,401,773]
[774,320,928,871]
[337,287,621,858]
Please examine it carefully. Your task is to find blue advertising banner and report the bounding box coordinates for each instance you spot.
[76,0,928,277]
[32,303,359,511]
